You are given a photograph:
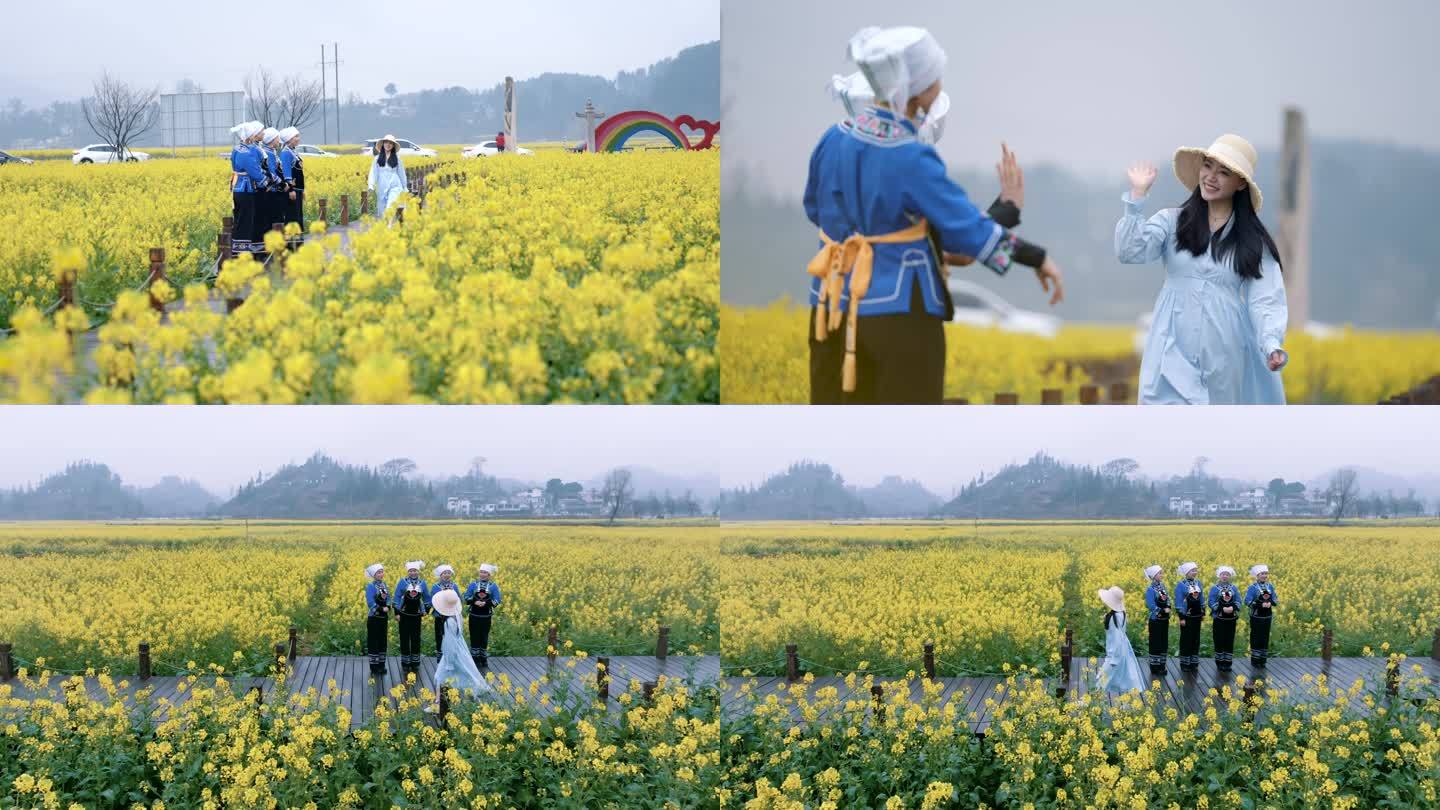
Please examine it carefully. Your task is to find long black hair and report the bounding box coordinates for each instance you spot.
[1174,186,1282,280]
[375,141,398,168]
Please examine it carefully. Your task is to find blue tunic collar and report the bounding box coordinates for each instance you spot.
[843,106,919,145]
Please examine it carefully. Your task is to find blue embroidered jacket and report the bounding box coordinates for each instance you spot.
[278,146,297,187]
[1209,582,1242,619]
[364,580,390,617]
[230,143,264,193]
[429,579,461,602]
[463,580,502,615]
[1144,581,1171,621]
[803,107,1022,318]
[392,576,430,614]
[1176,577,1206,617]
[1244,583,1278,616]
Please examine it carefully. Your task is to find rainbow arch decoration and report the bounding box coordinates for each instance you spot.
[593,111,719,152]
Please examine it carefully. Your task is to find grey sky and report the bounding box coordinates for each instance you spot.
[1,406,1431,498]
[1,0,718,108]
[0,406,718,494]
[722,0,1440,196]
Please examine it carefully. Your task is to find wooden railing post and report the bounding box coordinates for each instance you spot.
[994,392,1019,405]
[656,626,669,661]
[0,642,12,681]
[871,684,885,724]
[1431,626,1440,662]
[1057,628,1072,698]
[145,248,168,313]
[1322,627,1333,662]
[138,643,151,681]
[785,644,799,683]
[643,680,657,705]
[596,656,610,701]
[438,685,451,720]
[1108,382,1130,404]
[923,641,936,680]
[340,194,351,226]
[1385,658,1399,697]
[1041,389,1063,405]
[547,626,558,667]
[274,643,287,676]
[288,627,298,661]
[318,198,328,223]
[1079,385,1099,405]
[360,191,369,218]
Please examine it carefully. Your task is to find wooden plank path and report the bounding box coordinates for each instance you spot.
[2,655,719,730]
[721,656,1440,733]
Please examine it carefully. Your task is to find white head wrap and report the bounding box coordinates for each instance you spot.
[405,560,424,573]
[231,121,264,141]
[828,71,950,144]
[1250,564,1269,578]
[1216,565,1236,578]
[1178,562,1199,577]
[847,26,947,123]
[365,563,384,578]
[278,126,300,143]
[1144,565,1163,580]
[479,563,497,575]
[261,127,280,145]
[433,564,454,578]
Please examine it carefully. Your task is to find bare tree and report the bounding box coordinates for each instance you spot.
[244,68,283,127]
[602,468,634,525]
[81,72,159,159]
[1102,458,1139,482]
[279,75,324,129]
[380,458,417,479]
[1327,468,1358,525]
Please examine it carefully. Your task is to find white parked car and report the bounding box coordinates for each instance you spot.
[295,144,339,158]
[72,144,150,164]
[462,140,533,158]
[947,278,1061,337]
[361,138,437,158]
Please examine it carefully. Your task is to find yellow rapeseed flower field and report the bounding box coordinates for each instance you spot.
[0,150,718,403]
[720,302,1440,404]
[722,521,1440,676]
[0,521,720,672]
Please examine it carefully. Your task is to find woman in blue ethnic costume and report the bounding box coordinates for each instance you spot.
[227,121,265,256]
[804,26,1064,404]
[391,560,430,677]
[1245,564,1278,668]
[1175,562,1206,672]
[363,563,390,677]
[463,563,502,669]
[1143,564,1171,678]
[277,126,304,248]
[1209,565,1242,672]
[430,564,461,662]
[1115,135,1289,403]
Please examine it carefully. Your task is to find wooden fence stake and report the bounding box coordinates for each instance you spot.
[138,643,151,681]
[145,248,169,313]
[1108,382,1130,404]
[1385,659,1399,696]
[1057,628,1072,698]
[1079,385,1099,405]
[1431,626,1440,662]
[596,656,610,701]
[0,642,12,681]
[341,194,351,226]
[1322,627,1333,662]
[785,644,799,683]
[656,626,669,661]
[923,641,936,680]
[1041,388,1063,405]
[994,392,1019,405]
[318,198,328,223]
[360,191,369,218]
[643,680,657,705]
[274,643,287,676]
[288,627,298,661]
[871,684,885,724]
[438,686,450,720]
[547,626,558,667]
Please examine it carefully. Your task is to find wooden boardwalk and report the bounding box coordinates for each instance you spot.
[721,655,1440,733]
[3,655,719,730]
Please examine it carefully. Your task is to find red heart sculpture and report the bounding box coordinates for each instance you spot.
[673,115,720,150]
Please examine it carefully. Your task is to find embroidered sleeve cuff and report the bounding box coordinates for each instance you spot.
[982,232,1019,276]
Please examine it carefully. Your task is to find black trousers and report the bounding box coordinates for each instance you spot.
[1147,618,1169,675]
[231,191,255,254]
[287,191,305,248]
[366,616,388,675]
[1212,618,1238,670]
[809,281,945,405]
[1250,616,1272,667]
[1178,614,1203,669]
[398,614,423,670]
[469,613,493,666]
[433,614,447,660]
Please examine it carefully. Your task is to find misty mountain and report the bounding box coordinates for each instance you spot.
[135,475,220,517]
[941,452,1163,519]
[1,42,718,148]
[853,475,942,518]
[0,461,146,519]
[220,453,441,519]
[723,140,1440,329]
[718,461,868,520]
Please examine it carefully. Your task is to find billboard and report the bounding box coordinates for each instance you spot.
[158,91,246,152]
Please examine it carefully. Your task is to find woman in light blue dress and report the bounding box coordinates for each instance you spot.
[1097,586,1147,694]
[367,134,407,219]
[1116,133,1289,404]
[427,589,491,712]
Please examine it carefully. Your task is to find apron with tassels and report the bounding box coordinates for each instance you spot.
[807,219,932,393]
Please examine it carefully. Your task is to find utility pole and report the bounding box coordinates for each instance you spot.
[333,42,342,145]
[320,44,329,144]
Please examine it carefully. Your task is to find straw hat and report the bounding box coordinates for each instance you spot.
[1098,586,1126,613]
[1173,133,1263,212]
[379,134,400,148]
[432,589,462,618]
